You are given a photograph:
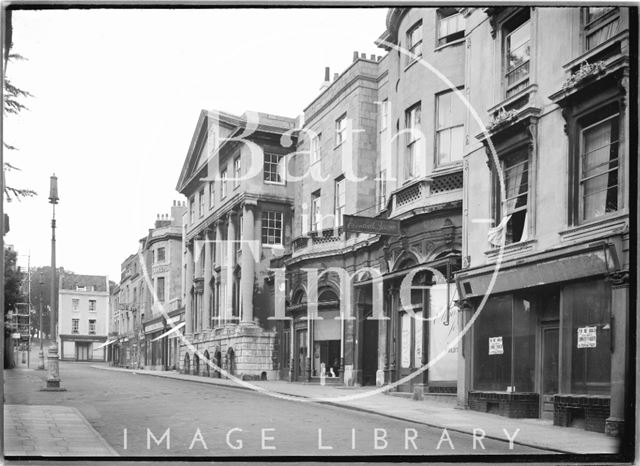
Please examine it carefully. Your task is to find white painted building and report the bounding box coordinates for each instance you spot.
[58,273,110,361]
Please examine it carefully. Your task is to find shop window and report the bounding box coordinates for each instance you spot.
[562,280,611,395]
[436,89,465,165]
[405,102,422,180]
[503,10,531,98]
[437,8,465,46]
[407,20,423,60]
[577,108,620,223]
[584,7,620,51]
[472,294,535,392]
[493,149,529,244]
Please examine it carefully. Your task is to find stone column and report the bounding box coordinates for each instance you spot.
[203,229,213,330]
[387,286,397,384]
[241,203,256,324]
[215,220,223,327]
[185,243,194,335]
[226,212,236,324]
[605,272,629,437]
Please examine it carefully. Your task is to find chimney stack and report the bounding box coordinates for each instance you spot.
[353,51,359,62]
[360,52,366,59]
[370,53,376,60]
[320,66,331,91]
[333,72,339,81]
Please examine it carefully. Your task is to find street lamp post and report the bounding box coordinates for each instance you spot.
[44,174,63,390]
[38,272,45,369]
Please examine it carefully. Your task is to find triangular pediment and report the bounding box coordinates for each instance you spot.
[175,109,242,194]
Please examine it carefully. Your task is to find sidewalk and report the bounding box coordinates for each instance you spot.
[4,404,118,457]
[91,364,619,455]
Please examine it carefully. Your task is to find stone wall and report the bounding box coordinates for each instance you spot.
[178,324,277,380]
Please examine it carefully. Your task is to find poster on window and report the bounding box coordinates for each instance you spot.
[577,326,597,348]
[401,313,411,368]
[489,336,504,355]
[428,284,459,382]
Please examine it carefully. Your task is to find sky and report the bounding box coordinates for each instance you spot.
[5,7,389,281]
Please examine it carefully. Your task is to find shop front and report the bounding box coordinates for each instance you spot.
[456,241,627,433]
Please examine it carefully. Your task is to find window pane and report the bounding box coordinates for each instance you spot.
[512,297,535,392]
[437,130,451,164]
[450,126,464,162]
[473,295,512,391]
[563,280,611,395]
[586,18,620,49]
[437,92,451,128]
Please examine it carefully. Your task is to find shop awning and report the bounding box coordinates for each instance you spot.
[456,241,617,300]
[151,322,185,342]
[93,339,117,350]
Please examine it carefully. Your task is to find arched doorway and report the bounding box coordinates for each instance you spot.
[214,350,222,378]
[203,350,210,377]
[226,347,235,376]
[193,353,200,376]
[183,353,190,375]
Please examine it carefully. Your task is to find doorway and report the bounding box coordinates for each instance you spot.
[76,343,90,361]
[362,318,378,386]
[540,324,559,419]
[295,328,308,381]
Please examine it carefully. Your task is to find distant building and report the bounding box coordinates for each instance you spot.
[57,273,109,361]
[141,201,187,371]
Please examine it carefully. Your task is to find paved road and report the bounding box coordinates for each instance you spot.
[5,363,546,457]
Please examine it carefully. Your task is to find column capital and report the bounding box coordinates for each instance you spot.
[241,200,258,212]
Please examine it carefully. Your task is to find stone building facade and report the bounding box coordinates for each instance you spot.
[455,6,631,435]
[273,7,466,395]
[175,109,297,380]
[57,273,109,361]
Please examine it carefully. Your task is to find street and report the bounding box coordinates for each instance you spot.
[4,362,546,457]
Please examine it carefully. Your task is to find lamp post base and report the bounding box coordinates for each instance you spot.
[37,349,45,370]
[43,343,64,391]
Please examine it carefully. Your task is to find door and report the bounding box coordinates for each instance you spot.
[295,329,308,381]
[362,318,378,386]
[541,325,559,419]
[76,343,89,361]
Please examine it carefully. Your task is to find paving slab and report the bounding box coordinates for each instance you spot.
[4,404,119,457]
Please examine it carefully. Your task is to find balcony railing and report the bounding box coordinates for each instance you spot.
[390,172,463,218]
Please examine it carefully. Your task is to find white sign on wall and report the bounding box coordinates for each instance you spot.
[489,336,504,355]
[577,326,597,348]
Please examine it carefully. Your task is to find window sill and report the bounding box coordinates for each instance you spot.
[559,212,629,244]
[484,238,537,261]
[434,37,465,53]
[432,162,463,177]
[333,142,344,150]
[264,181,286,186]
[487,83,538,116]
